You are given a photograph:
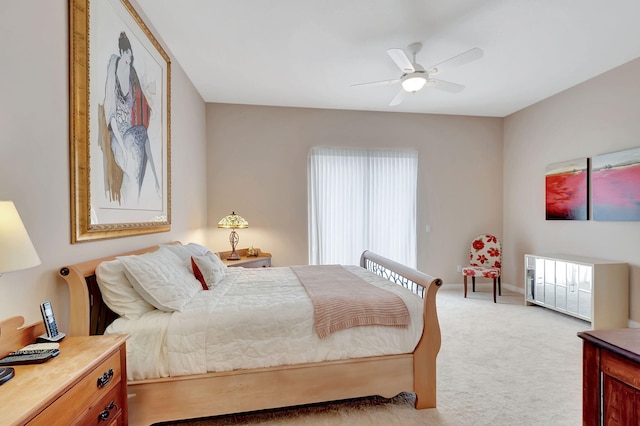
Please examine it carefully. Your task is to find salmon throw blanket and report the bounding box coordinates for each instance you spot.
[291,265,410,339]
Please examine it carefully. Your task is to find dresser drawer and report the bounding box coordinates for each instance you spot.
[73,384,123,425]
[602,350,640,390]
[29,349,123,425]
[241,257,271,268]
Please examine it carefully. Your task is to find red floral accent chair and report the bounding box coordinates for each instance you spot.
[462,234,502,303]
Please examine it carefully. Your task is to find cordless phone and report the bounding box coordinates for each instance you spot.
[38,301,66,342]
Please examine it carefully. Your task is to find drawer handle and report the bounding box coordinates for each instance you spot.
[97,368,114,388]
[98,400,116,422]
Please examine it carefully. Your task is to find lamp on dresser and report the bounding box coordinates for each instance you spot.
[217,211,248,261]
[0,200,41,384]
[0,201,40,275]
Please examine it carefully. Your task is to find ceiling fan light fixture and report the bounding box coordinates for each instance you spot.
[401,74,427,92]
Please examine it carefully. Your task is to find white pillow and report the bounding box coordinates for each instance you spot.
[162,243,228,275]
[184,243,210,256]
[96,259,156,319]
[118,247,202,312]
[159,244,191,264]
[191,254,226,289]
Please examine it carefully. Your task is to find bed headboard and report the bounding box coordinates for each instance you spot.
[59,242,179,336]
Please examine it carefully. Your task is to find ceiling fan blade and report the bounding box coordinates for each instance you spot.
[386,48,415,73]
[427,47,483,75]
[351,78,400,88]
[427,79,465,93]
[389,89,406,106]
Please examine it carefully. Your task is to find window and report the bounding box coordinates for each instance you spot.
[308,147,418,267]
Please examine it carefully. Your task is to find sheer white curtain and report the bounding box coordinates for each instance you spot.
[308,147,418,267]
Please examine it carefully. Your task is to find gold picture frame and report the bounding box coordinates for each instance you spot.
[69,0,171,243]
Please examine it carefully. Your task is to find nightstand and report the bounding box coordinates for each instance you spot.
[0,316,128,425]
[217,248,272,268]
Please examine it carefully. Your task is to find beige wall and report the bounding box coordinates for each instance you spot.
[0,0,208,330]
[503,57,640,323]
[205,104,503,283]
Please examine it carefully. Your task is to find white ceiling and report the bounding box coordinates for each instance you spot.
[136,0,640,117]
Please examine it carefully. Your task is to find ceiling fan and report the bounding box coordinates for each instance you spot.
[352,42,484,106]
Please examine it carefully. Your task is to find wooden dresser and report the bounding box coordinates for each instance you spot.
[0,317,128,425]
[578,328,640,425]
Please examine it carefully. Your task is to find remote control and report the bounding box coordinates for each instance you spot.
[0,349,60,366]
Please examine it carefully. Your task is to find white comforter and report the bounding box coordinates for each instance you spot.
[106,265,424,381]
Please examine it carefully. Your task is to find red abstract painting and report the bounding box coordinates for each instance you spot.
[545,158,588,220]
[592,147,640,221]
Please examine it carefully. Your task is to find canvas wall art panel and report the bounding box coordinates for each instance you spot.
[545,158,588,220]
[592,147,640,221]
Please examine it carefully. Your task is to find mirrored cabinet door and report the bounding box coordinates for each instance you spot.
[534,258,545,303]
[555,261,567,312]
[566,262,579,316]
[544,259,556,307]
[578,265,592,320]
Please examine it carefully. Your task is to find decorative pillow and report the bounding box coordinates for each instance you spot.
[191,257,209,290]
[191,254,226,289]
[117,247,202,312]
[187,243,228,275]
[199,250,228,274]
[96,259,156,319]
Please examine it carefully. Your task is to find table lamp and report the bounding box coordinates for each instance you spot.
[217,211,248,260]
[0,201,40,275]
[0,201,41,384]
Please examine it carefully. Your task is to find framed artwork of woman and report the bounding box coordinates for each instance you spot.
[70,0,171,242]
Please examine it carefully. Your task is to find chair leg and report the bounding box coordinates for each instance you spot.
[464,275,467,298]
[493,278,497,303]
[472,276,476,292]
[498,276,502,296]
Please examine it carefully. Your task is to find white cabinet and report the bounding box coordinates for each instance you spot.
[525,254,628,329]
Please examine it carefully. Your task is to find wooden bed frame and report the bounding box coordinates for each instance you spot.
[59,243,443,426]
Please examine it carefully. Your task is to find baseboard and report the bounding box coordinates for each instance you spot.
[446,282,523,294]
[501,283,523,294]
[629,319,640,328]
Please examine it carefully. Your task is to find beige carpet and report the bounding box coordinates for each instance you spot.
[157,284,586,425]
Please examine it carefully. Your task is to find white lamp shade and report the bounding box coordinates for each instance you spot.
[0,201,41,273]
[401,75,427,92]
